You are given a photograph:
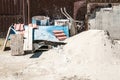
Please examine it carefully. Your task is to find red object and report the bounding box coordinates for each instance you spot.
[28,23,38,29]
[32,24,38,29]
[13,23,25,35]
[16,24,21,31]
[57,36,67,41]
[53,30,67,41]
[20,24,24,31]
[54,33,66,37]
[53,30,64,34]
[14,23,24,31]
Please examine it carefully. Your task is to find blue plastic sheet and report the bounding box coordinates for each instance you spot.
[32,26,69,41]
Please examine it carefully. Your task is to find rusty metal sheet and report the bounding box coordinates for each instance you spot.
[74,0,86,20]
[0,0,25,38]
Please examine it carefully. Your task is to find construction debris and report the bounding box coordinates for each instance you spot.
[88,4,120,39]
[10,34,24,56]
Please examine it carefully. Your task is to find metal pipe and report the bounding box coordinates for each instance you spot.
[27,0,30,23]
[23,0,25,24]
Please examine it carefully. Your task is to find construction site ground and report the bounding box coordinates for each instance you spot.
[0,30,120,80]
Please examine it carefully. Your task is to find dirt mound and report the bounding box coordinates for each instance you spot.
[21,30,120,80]
[64,30,120,64]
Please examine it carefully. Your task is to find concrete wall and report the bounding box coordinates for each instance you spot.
[89,5,120,39]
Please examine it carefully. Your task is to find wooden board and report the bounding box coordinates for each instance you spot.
[10,34,24,56]
[2,27,11,51]
[23,26,33,51]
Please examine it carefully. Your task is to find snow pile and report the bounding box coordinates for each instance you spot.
[21,30,120,80]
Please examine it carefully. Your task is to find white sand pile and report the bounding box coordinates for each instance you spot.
[1,30,120,80]
[20,30,120,80]
[62,30,120,80]
[64,30,120,65]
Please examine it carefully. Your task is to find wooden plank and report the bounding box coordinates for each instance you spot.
[23,26,33,51]
[28,27,33,50]
[2,27,11,51]
[23,27,28,51]
[10,34,24,56]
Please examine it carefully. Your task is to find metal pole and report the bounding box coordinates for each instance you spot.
[27,0,30,23]
[85,0,88,30]
[23,0,25,24]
